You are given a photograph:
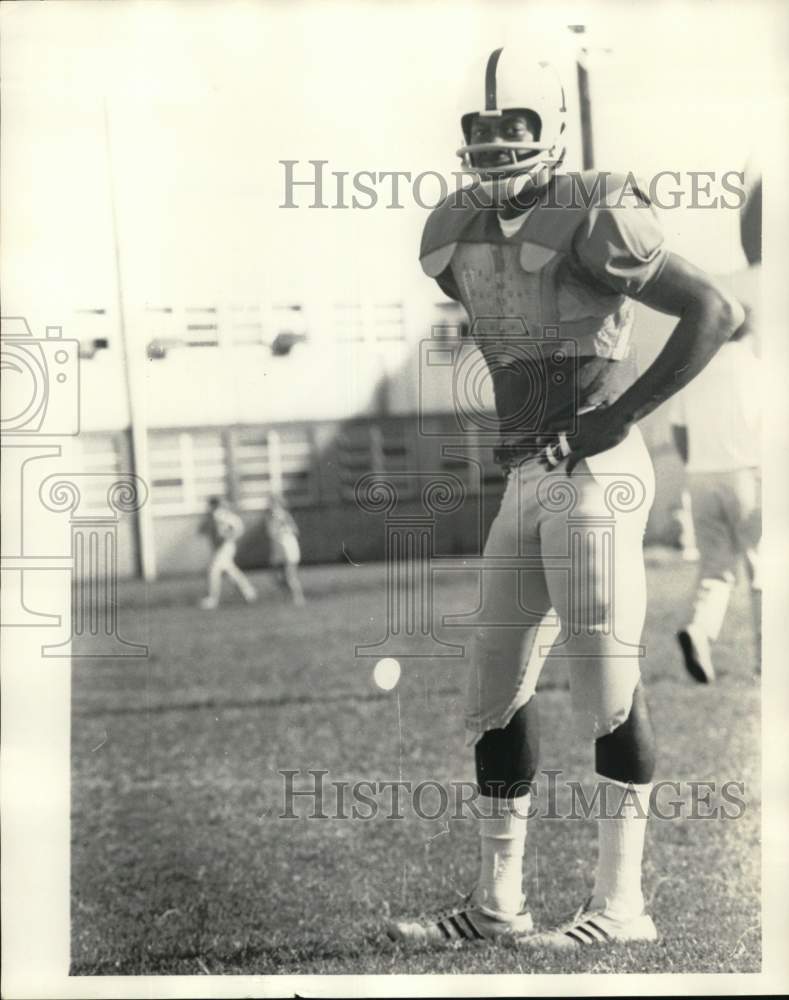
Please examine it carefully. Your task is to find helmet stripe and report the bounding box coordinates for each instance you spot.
[484,47,504,110]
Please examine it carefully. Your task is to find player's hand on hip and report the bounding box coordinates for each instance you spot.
[538,411,631,475]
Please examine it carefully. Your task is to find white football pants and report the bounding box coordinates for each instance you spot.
[466,427,655,743]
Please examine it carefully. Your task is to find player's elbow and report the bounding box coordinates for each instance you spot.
[719,290,746,339]
[703,287,745,343]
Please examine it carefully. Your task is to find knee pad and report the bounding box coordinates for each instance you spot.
[568,653,641,741]
[475,700,540,797]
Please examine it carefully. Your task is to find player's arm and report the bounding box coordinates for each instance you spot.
[542,191,744,472]
[551,253,745,473]
[608,253,744,426]
[547,183,744,472]
[560,252,744,472]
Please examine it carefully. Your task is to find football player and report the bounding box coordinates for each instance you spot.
[199,496,258,609]
[386,47,744,949]
[671,308,762,682]
[263,493,306,606]
[671,169,763,684]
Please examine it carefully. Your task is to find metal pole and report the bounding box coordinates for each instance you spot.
[103,99,158,580]
[576,54,595,170]
[568,25,596,171]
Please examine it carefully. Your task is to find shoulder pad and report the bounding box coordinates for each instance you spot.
[419,173,655,275]
[419,186,492,266]
[579,170,652,208]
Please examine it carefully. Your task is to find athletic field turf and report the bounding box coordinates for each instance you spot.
[71,552,760,975]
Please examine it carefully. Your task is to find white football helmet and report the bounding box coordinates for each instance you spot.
[457,47,567,184]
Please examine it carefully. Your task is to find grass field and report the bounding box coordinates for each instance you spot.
[71,551,760,976]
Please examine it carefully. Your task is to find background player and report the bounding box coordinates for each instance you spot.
[199,496,258,610]
[387,47,744,949]
[670,310,762,682]
[262,493,305,606]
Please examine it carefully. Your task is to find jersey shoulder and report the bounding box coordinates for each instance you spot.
[418,171,667,296]
[419,187,490,272]
[419,172,654,254]
[561,171,668,295]
[546,170,659,230]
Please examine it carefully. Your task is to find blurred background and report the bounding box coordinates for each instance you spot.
[1,0,771,579]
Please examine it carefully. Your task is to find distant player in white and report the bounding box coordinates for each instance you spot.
[199,497,258,609]
[263,494,305,606]
[387,47,744,949]
[670,312,762,681]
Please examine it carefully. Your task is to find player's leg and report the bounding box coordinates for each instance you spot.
[468,609,554,924]
[543,526,655,931]
[201,546,227,609]
[223,542,258,603]
[280,535,305,604]
[271,562,292,596]
[282,563,305,605]
[471,697,541,918]
[388,638,549,944]
[678,474,737,682]
[527,430,658,947]
[387,465,554,944]
[675,488,700,561]
[590,681,655,925]
[465,461,558,923]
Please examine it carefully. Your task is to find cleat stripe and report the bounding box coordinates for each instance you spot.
[571,925,597,943]
[586,919,612,941]
[448,916,469,940]
[577,921,604,942]
[565,929,588,945]
[460,911,484,940]
[437,920,452,940]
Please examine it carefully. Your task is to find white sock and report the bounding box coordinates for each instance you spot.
[690,576,732,641]
[474,793,529,917]
[591,778,651,921]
